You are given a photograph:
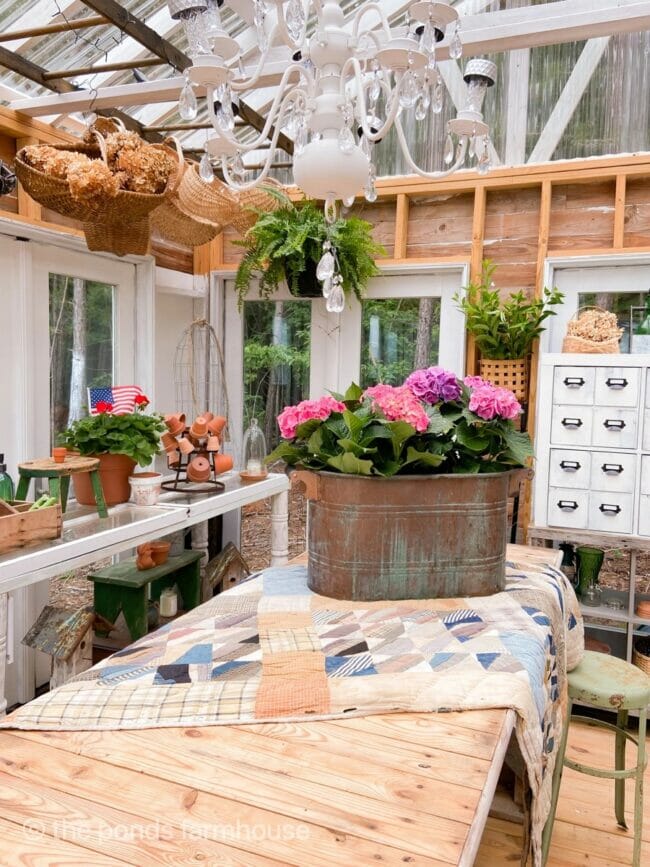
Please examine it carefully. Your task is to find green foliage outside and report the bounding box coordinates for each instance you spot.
[454,260,564,359]
[61,410,166,466]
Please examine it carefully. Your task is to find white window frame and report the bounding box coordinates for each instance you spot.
[541,252,650,354]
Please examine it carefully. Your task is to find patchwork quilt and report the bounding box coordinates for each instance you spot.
[3,557,583,866]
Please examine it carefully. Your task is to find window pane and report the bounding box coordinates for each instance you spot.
[243,300,311,451]
[361,297,441,387]
[577,291,648,354]
[49,274,114,447]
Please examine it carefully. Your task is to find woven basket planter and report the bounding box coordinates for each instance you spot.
[562,306,622,354]
[150,160,222,248]
[479,357,529,403]
[633,640,650,675]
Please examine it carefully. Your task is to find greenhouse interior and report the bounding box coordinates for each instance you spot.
[0,1,649,865]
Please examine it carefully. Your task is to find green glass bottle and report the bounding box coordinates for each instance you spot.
[632,292,650,352]
[0,453,14,502]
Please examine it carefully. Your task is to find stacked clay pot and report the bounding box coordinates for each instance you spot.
[162,411,232,483]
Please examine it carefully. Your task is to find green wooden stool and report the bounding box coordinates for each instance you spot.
[87,550,203,643]
[542,650,650,866]
[16,456,108,519]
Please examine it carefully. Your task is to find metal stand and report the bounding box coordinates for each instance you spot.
[161,444,226,495]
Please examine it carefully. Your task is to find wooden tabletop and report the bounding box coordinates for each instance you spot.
[18,455,100,476]
[0,544,567,866]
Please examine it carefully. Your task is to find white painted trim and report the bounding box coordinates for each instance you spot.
[156,267,198,296]
[504,49,530,166]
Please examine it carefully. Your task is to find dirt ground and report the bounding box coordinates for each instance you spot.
[48,493,646,608]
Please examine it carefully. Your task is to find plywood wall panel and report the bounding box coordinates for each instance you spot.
[623,178,650,247]
[351,201,395,258]
[549,181,615,251]
[223,225,245,265]
[406,192,473,258]
[483,187,541,296]
[150,234,193,273]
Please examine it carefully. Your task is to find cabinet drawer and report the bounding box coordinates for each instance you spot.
[549,449,590,489]
[641,455,650,496]
[643,410,650,451]
[553,367,595,405]
[589,451,637,494]
[592,407,638,449]
[639,495,650,536]
[594,367,639,407]
[548,488,588,529]
[551,406,593,446]
[588,492,634,534]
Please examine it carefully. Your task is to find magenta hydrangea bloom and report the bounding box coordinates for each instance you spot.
[405,366,462,405]
[463,375,490,389]
[468,383,522,421]
[277,395,346,440]
[363,384,430,433]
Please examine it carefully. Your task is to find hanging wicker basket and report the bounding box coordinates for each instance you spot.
[229,179,285,233]
[562,306,622,354]
[177,164,240,226]
[479,357,529,403]
[632,638,650,675]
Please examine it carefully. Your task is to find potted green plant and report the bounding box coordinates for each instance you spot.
[454,260,564,401]
[267,369,533,601]
[61,396,166,506]
[234,196,385,306]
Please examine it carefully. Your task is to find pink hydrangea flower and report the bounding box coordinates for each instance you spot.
[468,383,522,421]
[405,366,461,404]
[463,375,490,389]
[364,384,430,433]
[277,395,346,440]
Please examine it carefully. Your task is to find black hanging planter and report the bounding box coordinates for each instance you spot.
[289,261,323,298]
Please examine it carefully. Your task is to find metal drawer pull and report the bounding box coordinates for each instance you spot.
[603,419,626,430]
[599,503,622,515]
[605,377,628,388]
[602,463,624,474]
[557,500,579,511]
[560,460,581,471]
[561,417,583,427]
[563,376,585,387]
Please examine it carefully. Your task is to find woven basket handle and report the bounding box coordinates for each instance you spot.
[569,305,609,322]
[88,129,108,164]
[161,136,186,195]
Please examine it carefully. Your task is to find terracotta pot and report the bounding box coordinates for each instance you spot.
[168,449,180,468]
[51,447,67,464]
[137,552,155,571]
[187,455,211,482]
[206,435,220,452]
[165,414,185,437]
[202,411,214,423]
[190,416,208,438]
[213,453,233,475]
[178,437,195,456]
[207,416,226,436]
[161,432,179,453]
[149,540,171,566]
[129,471,163,507]
[73,453,137,507]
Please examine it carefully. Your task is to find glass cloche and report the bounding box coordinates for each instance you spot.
[241,417,267,478]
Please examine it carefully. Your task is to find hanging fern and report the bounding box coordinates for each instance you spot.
[234,197,385,307]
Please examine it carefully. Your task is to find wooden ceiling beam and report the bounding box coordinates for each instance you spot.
[0,16,109,43]
[42,57,163,81]
[79,0,293,154]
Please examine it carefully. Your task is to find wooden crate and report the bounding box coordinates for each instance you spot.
[0,501,62,555]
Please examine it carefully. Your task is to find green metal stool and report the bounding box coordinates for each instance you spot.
[16,455,108,519]
[542,650,649,866]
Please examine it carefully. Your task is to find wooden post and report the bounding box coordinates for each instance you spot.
[613,174,626,249]
[394,193,410,260]
[467,184,487,375]
[16,137,41,221]
[193,233,224,275]
[522,179,553,539]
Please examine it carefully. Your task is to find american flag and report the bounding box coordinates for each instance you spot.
[88,385,144,416]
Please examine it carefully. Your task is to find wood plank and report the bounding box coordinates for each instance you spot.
[0,815,126,867]
[0,732,462,865]
[467,184,487,374]
[394,193,409,259]
[613,174,626,248]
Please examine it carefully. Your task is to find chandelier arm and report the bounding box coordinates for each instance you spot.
[220,91,303,190]
[230,58,314,98]
[341,57,402,144]
[275,0,309,51]
[228,37,276,93]
[393,114,470,178]
[352,3,392,39]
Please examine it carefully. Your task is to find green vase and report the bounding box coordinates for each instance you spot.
[576,546,604,605]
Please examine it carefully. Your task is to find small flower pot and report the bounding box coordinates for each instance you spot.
[206,435,220,452]
[149,540,171,566]
[213,453,234,475]
[51,447,67,464]
[202,411,214,423]
[129,471,163,506]
[178,437,195,456]
[187,455,211,482]
[161,432,179,453]
[165,413,186,437]
[190,416,209,438]
[207,416,226,436]
[167,449,180,468]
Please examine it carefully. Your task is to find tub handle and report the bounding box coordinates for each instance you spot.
[289,468,321,501]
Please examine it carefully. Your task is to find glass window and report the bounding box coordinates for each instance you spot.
[360,297,441,387]
[578,290,649,354]
[243,300,311,450]
[49,274,114,447]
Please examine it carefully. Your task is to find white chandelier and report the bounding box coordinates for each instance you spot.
[168,0,496,309]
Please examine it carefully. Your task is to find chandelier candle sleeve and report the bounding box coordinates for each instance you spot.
[171,0,497,209]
